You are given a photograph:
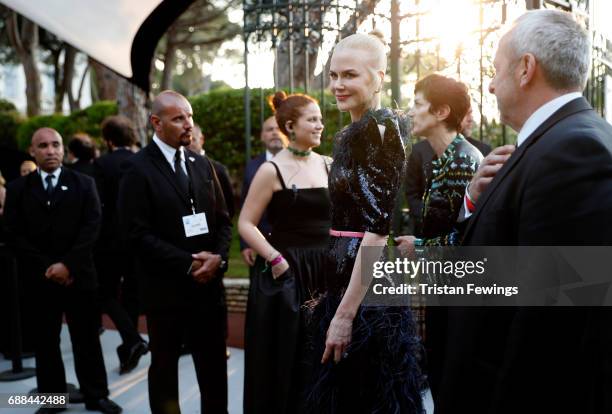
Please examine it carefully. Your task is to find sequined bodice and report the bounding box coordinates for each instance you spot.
[325,109,407,292]
[329,108,408,235]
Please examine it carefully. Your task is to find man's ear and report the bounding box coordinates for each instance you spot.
[150,114,161,130]
[519,53,537,88]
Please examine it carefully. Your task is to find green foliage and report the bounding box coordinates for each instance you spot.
[0,110,22,148]
[190,87,347,180]
[481,118,518,148]
[0,98,21,148]
[15,101,117,150]
[0,98,17,112]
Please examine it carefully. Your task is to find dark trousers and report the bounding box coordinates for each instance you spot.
[424,306,446,398]
[33,281,109,400]
[95,250,142,347]
[146,306,228,414]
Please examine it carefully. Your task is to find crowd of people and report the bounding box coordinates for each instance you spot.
[1,8,611,414]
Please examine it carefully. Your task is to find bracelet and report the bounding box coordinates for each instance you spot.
[270,254,284,266]
[266,250,280,262]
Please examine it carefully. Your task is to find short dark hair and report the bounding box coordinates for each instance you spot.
[101,115,137,147]
[68,136,95,161]
[414,74,470,133]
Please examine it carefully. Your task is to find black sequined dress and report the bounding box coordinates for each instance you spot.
[244,161,331,414]
[307,109,425,413]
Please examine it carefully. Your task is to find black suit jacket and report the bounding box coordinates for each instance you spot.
[4,168,102,291]
[67,159,96,177]
[93,148,134,249]
[118,142,232,311]
[466,136,492,157]
[438,98,612,413]
[209,157,235,220]
[404,139,435,237]
[239,152,270,250]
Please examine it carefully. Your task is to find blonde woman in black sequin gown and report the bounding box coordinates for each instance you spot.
[307,32,425,413]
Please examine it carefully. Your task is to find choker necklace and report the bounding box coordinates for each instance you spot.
[287,146,311,157]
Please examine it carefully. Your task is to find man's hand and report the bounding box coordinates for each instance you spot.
[45,262,72,286]
[191,251,222,283]
[190,259,203,274]
[240,248,256,267]
[394,235,417,257]
[467,145,515,204]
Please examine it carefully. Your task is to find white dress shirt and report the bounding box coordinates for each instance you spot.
[153,134,187,175]
[461,92,584,221]
[515,92,583,147]
[265,150,275,161]
[40,167,62,190]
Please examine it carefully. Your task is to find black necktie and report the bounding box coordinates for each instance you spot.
[45,174,55,198]
[174,150,189,194]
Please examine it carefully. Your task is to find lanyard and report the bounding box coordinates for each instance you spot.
[184,161,197,215]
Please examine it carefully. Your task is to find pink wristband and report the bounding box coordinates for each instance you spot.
[270,254,284,266]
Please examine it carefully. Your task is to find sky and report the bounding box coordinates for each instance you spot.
[207,0,612,122]
[2,0,610,119]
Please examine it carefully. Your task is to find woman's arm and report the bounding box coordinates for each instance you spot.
[238,163,288,277]
[321,231,388,363]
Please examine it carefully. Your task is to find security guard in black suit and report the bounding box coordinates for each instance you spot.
[118,91,232,414]
[4,128,121,414]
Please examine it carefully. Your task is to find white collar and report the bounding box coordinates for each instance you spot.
[39,167,62,181]
[265,150,275,161]
[153,134,184,167]
[517,92,583,147]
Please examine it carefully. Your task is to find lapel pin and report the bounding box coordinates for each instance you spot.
[61,186,68,191]
[189,156,196,162]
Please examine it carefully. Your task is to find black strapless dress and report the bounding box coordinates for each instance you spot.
[243,161,331,414]
[307,109,425,413]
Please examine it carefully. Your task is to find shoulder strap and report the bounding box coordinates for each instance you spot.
[268,161,287,189]
[323,156,330,175]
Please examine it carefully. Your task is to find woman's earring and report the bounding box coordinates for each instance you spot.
[289,131,296,141]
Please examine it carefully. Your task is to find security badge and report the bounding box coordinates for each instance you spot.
[183,212,208,237]
[182,195,208,237]
[182,158,209,237]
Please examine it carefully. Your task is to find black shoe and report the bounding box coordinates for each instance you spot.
[85,397,122,414]
[35,408,66,413]
[119,341,148,374]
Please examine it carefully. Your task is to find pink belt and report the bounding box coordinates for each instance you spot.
[329,229,365,238]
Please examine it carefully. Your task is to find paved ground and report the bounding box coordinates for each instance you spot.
[0,326,433,413]
[0,326,243,413]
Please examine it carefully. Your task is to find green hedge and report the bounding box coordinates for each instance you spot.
[12,90,347,177]
[0,98,17,112]
[15,101,117,150]
[0,98,22,149]
[0,110,23,149]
